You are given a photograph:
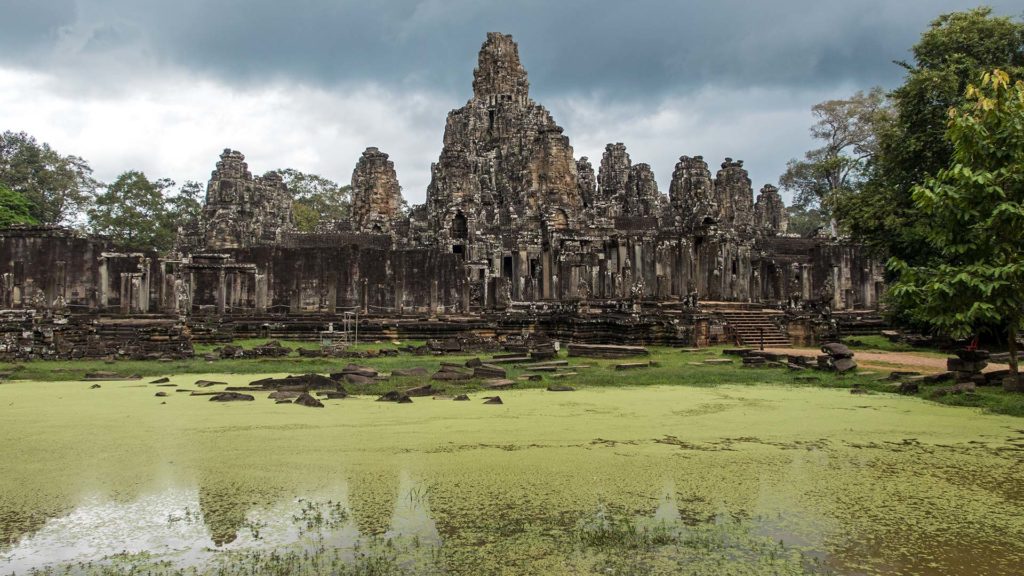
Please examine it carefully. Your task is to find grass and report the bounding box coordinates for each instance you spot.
[2,340,1021,415]
[840,334,946,355]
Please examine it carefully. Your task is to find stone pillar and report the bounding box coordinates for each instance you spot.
[217,269,226,315]
[430,279,439,315]
[362,278,369,314]
[98,256,109,310]
[328,274,338,314]
[255,273,267,313]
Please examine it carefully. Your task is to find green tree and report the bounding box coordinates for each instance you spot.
[88,171,174,251]
[0,131,97,224]
[780,88,893,233]
[0,183,38,227]
[276,168,351,232]
[835,7,1024,260]
[887,70,1024,390]
[164,180,204,232]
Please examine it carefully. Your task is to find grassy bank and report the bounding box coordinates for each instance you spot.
[1,341,1021,416]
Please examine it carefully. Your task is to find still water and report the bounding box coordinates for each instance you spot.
[1,377,1022,575]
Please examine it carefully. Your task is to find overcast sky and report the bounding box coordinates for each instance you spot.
[1,1,1020,205]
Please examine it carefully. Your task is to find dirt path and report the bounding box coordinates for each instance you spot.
[763,347,1009,374]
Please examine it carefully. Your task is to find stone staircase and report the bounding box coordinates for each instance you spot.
[718,309,791,348]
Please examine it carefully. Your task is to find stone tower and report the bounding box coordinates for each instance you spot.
[202,149,294,249]
[425,32,581,242]
[713,158,754,233]
[350,147,403,234]
[669,155,717,231]
[753,184,788,236]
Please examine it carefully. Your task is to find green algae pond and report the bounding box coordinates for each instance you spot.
[1,371,1023,575]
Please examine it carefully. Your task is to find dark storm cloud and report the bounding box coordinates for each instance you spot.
[3,0,1022,99]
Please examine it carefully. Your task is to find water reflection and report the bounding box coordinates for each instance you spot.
[0,472,444,574]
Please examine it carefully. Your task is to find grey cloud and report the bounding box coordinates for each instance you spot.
[3,0,1022,99]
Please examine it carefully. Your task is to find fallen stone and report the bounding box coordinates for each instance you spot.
[484,379,515,390]
[551,372,578,378]
[294,392,325,408]
[318,391,349,400]
[850,387,868,395]
[465,357,483,368]
[886,371,921,380]
[391,367,429,378]
[833,358,858,373]
[453,394,470,401]
[149,377,170,384]
[195,380,227,388]
[275,399,293,404]
[518,374,543,382]
[431,370,472,381]
[897,381,919,395]
[546,384,575,392]
[344,373,375,385]
[483,396,504,405]
[568,344,649,358]
[474,364,507,379]
[83,372,140,381]
[722,349,754,357]
[155,391,168,397]
[89,383,101,389]
[377,390,411,402]
[614,362,650,370]
[403,384,435,397]
[703,359,733,365]
[209,392,255,402]
[821,342,854,358]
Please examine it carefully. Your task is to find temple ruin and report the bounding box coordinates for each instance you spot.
[0,33,885,357]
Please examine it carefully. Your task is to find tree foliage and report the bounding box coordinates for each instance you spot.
[0,131,97,225]
[164,180,205,235]
[779,88,892,232]
[835,7,1024,260]
[887,70,1024,389]
[276,168,351,232]
[0,183,38,227]
[88,171,175,251]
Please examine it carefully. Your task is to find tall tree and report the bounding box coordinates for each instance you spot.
[887,70,1024,390]
[164,180,205,233]
[276,168,351,232]
[0,131,97,225]
[88,171,174,251]
[0,183,38,227]
[835,7,1024,259]
[780,88,893,233]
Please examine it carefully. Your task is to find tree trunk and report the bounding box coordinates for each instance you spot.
[1005,321,1021,392]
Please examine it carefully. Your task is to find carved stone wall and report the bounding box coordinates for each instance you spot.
[201,149,294,250]
[753,184,789,236]
[350,147,402,234]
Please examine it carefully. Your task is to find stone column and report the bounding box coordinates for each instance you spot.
[98,256,109,310]
[255,273,267,313]
[217,269,226,315]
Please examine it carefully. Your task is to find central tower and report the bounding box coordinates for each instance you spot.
[425,33,581,251]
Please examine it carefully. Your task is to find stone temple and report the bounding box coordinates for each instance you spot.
[0,33,885,356]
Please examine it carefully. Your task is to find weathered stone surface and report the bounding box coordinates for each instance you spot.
[294,392,325,408]
[351,147,403,234]
[753,185,788,236]
[483,396,504,404]
[209,392,255,402]
[0,31,887,345]
[669,155,717,231]
[198,149,294,250]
